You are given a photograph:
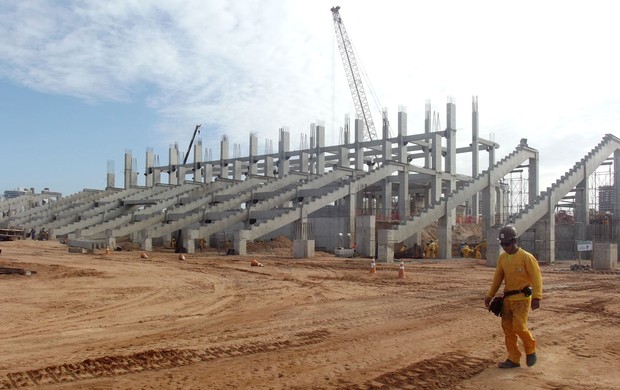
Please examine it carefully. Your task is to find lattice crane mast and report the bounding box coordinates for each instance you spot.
[331,6,378,142]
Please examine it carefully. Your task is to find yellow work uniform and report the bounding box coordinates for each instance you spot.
[487,248,543,364]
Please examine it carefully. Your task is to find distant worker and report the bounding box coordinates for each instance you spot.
[484,225,543,369]
[30,228,36,240]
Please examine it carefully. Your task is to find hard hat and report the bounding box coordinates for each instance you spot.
[498,225,518,241]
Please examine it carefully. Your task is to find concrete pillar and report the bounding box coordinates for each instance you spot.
[338,145,349,168]
[299,152,309,173]
[431,133,443,203]
[354,118,365,171]
[203,163,213,183]
[382,177,392,220]
[183,229,199,254]
[471,97,480,218]
[106,160,115,189]
[278,128,290,178]
[233,160,243,181]
[377,229,395,263]
[220,136,229,179]
[528,153,539,206]
[234,230,250,256]
[382,109,392,163]
[124,151,132,189]
[141,236,153,251]
[355,215,376,258]
[439,103,457,259]
[168,144,179,185]
[265,156,275,178]
[424,101,432,169]
[615,150,620,262]
[575,178,588,241]
[249,133,258,176]
[315,124,325,174]
[193,140,203,183]
[145,149,154,187]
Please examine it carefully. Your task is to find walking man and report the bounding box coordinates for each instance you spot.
[484,225,543,368]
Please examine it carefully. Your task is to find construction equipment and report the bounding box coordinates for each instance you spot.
[330,6,378,142]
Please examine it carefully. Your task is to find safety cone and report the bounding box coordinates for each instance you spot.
[251,258,263,267]
[369,259,377,274]
[140,252,149,259]
[178,254,186,261]
[397,261,406,279]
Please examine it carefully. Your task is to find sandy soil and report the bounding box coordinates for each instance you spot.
[0,239,619,390]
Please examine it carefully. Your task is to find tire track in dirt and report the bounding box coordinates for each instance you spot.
[0,329,330,388]
[337,353,494,390]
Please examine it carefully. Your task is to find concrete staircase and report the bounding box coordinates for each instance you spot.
[390,144,538,244]
[197,168,355,240]
[507,134,620,235]
[241,164,401,242]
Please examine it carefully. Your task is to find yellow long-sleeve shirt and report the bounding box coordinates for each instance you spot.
[487,247,543,301]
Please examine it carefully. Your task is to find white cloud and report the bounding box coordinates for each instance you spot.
[0,0,619,191]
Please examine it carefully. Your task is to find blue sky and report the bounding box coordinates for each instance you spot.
[1,0,619,196]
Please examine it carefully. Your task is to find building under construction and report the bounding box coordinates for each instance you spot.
[1,98,619,268]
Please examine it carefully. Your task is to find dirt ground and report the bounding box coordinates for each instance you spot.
[1,239,619,390]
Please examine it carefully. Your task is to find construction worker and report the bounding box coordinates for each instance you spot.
[484,225,543,368]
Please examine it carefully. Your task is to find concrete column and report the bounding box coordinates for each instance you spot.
[431,133,443,203]
[439,103,457,259]
[575,178,588,241]
[203,163,213,183]
[528,153,539,205]
[299,152,309,173]
[424,101,432,169]
[106,160,115,189]
[234,229,250,256]
[338,145,349,168]
[347,180,357,245]
[382,177,392,220]
[124,151,132,189]
[471,97,480,218]
[354,118,365,170]
[233,160,243,181]
[220,136,229,179]
[279,128,290,178]
[145,149,154,187]
[615,150,620,261]
[168,144,179,185]
[355,215,375,257]
[377,228,395,263]
[265,156,275,178]
[193,140,203,183]
[249,133,258,176]
[315,124,325,174]
[382,109,392,163]
[397,108,408,164]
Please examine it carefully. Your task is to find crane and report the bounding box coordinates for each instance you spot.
[330,6,378,142]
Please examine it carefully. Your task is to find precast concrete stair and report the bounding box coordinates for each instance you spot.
[198,169,354,239]
[146,173,320,239]
[243,164,401,241]
[0,192,62,221]
[51,187,153,237]
[392,144,538,243]
[79,183,207,239]
[8,189,106,228]
[507,134,620,234]
[101,182,219,239]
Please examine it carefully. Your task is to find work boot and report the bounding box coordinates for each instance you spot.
[526,352,537,367]
[498,359,520,368]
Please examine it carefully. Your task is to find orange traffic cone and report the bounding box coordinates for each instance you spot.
[369,259,377,274]
[397,261,406,279]
[178,254,186,261]
[140,252,149,259]
[251,258,263,267]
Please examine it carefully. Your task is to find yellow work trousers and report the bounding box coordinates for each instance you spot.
[501,299,536,364]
